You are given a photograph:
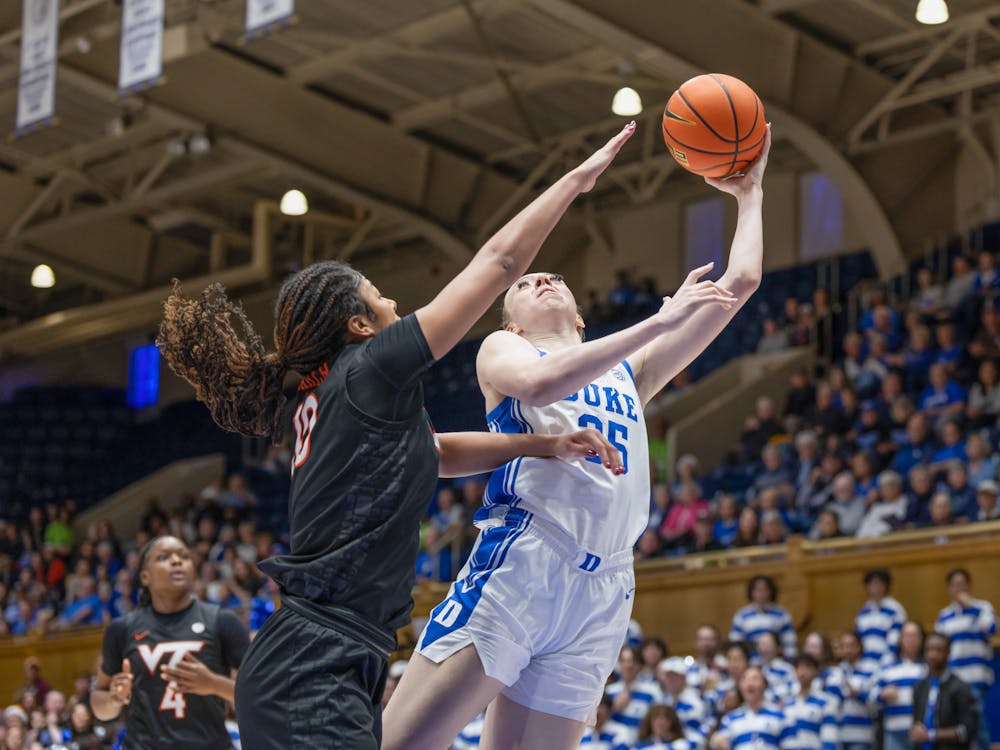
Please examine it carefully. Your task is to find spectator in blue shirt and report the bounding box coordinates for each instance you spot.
[940,460,975,518]
[753,445,795,501]
[904,465,936,527]
[965,432,998,486]
[893,413,934,476]
[972,250,1000,297]
[889,325,936,393]
[713,495,740,548]
[608,269,637,316]
[918,364,965,421]
[933,324,963,373]
[929,420,967,468]
[55,576,103,629]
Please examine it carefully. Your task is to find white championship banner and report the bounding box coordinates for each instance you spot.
[118,0,164,95]
[246,0,294,37]
[16,0,60,135]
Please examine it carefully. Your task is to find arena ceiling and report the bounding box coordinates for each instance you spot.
[0,0,998,359]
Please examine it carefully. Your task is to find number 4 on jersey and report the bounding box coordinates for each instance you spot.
[292,394,319,475]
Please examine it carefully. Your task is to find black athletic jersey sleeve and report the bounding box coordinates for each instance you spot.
[216,610,249,671]
[346,313,435,422]
[101,617,128,676]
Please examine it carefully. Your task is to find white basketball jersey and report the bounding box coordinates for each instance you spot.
[476,356,649,553]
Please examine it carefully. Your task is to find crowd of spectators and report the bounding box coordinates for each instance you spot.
[415,568,994,750]
[0,452,291,643]
[636,252,1000,560]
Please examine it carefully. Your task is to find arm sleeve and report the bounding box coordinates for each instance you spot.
[217,609,251,671]
[100,618,127,676]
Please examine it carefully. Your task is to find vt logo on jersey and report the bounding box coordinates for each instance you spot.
[137,640,205,718]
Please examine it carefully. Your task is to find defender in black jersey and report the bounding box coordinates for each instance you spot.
[156,123,636,749]
[92,536,249,750]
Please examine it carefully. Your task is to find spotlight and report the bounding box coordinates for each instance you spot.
[612,86,643,117]
[280,189,308,216]
[916,0,949,25]
[31,264,55,289]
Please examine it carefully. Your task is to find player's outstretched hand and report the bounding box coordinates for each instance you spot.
[161,653,218,696]
[705,123,771,199]
[654,262,738,332]
[110,659,133,706]
[554,429,625,475]
[573,121,636,193]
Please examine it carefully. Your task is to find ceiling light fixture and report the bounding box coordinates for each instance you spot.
[916,0,949,25]
[612,86,643,117]
[31,264,55,289]
[280,189,308,216]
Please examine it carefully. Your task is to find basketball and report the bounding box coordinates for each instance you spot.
[662,74,766,178]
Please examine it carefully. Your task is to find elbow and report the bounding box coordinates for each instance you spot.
[727,270,762,299]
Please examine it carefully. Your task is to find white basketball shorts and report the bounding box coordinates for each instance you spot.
[416,505,635,723]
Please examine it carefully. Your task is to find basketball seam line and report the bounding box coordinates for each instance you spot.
[676,87,738,145]
[709,74,740,176]
[661,124,766,157]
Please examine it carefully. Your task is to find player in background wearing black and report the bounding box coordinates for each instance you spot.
[91,536,249,750]
[155,123,637,750]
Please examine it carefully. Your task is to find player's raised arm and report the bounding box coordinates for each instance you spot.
[476,268,736,407]
[627,124,771,406]
[414,122,635,362]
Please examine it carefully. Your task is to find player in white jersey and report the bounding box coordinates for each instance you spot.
[384,127,770,750]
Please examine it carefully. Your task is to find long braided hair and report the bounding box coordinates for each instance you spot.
[156,262,373,441]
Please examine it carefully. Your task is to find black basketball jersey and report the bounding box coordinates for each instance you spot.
[101,598,248,750]
[259,313,439,647]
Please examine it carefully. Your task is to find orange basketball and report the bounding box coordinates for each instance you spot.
[662,74,766,179]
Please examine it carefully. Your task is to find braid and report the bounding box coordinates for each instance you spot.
[157,262,373,441]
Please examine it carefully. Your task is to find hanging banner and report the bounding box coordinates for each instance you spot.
[16,0,60,135]
[118,0,164,95]
[246,0,294,38]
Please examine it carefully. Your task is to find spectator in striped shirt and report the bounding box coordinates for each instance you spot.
[707,641,754,718]
[688,625,726,694]
[709,668,791,750]
[606,646,665,747]
[580,696,616,749]
[783,655,837,750]
[730,576,797,660]
[755,632,796,706]
[855,568,907,666]
[625,705,691,750]
[869,621,928,750]
[641,638,670,681]
[825,631,878,750]
[934,568,997,750]
[656,657,709,750]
